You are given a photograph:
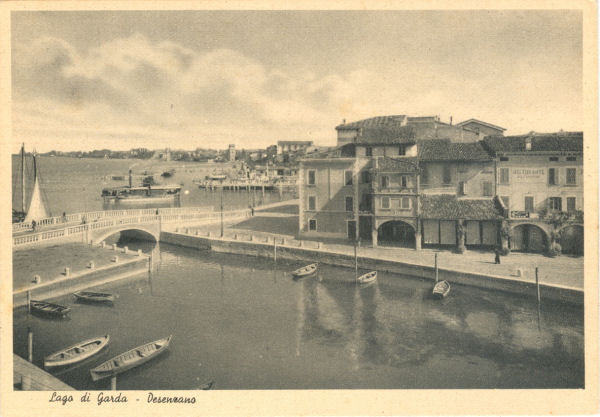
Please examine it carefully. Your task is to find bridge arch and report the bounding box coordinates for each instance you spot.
[377,220,415,248]
[510,223,549,253]
[91,225,159,245]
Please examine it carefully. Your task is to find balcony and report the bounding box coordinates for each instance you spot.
[370,184,416,194]
[374,207,414,217]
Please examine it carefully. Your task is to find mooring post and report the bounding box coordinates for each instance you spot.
[111,376,117,391]
[536,267,541,304]
[27,290,31,313]
[27,327,33,363]
[354,240,358,277]
[434,253,439,283]
[274,240,277,262]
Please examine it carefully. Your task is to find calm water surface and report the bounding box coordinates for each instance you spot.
[13,241,584,390]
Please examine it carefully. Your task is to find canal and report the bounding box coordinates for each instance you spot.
[13,240,584,390]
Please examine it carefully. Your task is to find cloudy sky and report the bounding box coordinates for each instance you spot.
[11,10,582,152]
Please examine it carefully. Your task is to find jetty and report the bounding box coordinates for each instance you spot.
[14,354,73,390]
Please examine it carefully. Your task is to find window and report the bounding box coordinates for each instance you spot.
[398,145,406,156]
[548,197,562,211]
[548,168,557,185]
[566,156,577,161]
[381,196,390,209]
[458,181,466,196]
[501,196,510,209]
[345,196,353,212]
[567,197,576,212]
[443,164,452,184]
[400,176,408,188]
[482,181,493,197]
[365,147,373,157]
[308,196,316,211]
[499,168,509,184]
[499,157,509,161]
[401,197,410,209]
[524,196,534,212]
[307,170,316,185]
[345,170,353,186]
[549,156,559,162]
[381,176,389,188]
[361,171,370,184]
[421,166,428,184]
[566,168,576,185]
[309,219,317,231]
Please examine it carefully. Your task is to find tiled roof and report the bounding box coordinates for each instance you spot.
[336,115,407,130]
[373,157,418,172]
[418,139,492,161]
[483,132,583,154]
[456,119,506,131]
[278,140,313,146]
[355,125,416,144]
[421,195,503,220]
[301,145,350,159]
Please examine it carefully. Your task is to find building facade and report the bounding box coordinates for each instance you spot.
[228,144,236,161]
[483,132,584,254]
[277,141,314,155]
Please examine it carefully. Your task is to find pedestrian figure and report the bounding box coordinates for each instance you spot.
[251,206,255,216]
[62,212,67,223]
[31,220,36,232]
[494,248,501,264]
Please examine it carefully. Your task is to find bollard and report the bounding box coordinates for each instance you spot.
[208,231,212,237]
[32,275,41,284]
[434,253,439,283]
[515,268,523,277]
[27,291,31,313]
[250,235,254,242]
[535,267,541,304]
[112,243,117,251]
[234,234,238,240]
[27,327,33,363]
[299,241,304,248]
[111,376,117,391]
[137,249,143,256]
[64,267,70,277]
[282,238,286,245]
[112,256,119,263]
[101,241,106,248]
[123,246,128,254]
[88,261,95,269]
[317,242,322,249]
[21,375,31,390]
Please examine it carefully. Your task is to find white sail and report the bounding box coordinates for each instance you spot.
[24,159,49,223]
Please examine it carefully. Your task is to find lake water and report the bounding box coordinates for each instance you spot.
[12,155,294,215]
[13,241,584,390]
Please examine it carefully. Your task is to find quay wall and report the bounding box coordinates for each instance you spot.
[13,257,149,309]
[160,231,583,305]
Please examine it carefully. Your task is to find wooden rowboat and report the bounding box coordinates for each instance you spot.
[357,271,377,284]
[74,291,115,304]
[90,335,172,381]
[432,280,451,299]
[30,300,70,317]
[197,380,214,390]
[44,335,110,369]
[291,263,317,278]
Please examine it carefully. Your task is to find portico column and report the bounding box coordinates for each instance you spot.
[372,224,378,247]
[415,219,422,250]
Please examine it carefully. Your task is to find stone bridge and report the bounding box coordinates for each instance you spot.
[12,207,252,250]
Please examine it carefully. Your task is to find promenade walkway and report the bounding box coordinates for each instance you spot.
[14,354,73,390]
[191,214,584,291]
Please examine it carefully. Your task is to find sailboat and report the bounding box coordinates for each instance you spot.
[13,144,50,223]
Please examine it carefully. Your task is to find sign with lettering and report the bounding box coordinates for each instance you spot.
[511,211,530,218]
[512,168,545,180]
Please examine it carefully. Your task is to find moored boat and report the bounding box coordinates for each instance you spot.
[432,280,451,299]
[30,300,70,317]
[291,263,317,278]
[74,291,115,304]
[44,335,110,369]
[357,271,377,284]
[90,335,173,381]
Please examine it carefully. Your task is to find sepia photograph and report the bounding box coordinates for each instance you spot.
[1,2,598,416]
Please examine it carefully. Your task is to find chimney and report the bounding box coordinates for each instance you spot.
[525,137,532,151]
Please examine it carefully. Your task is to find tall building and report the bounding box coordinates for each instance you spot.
[228,144,236,161]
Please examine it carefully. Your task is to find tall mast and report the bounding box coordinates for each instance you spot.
[21,143,25,213]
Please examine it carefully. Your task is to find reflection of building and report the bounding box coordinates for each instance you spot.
[483,132,583,254]
[228,144,236,161]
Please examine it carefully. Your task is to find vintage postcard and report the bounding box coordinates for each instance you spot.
[0,1,598,416]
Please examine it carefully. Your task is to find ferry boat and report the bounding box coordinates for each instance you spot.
[102,170,181,204]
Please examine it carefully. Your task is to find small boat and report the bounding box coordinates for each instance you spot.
[90,335,172,381]
[30,300,70,317]
[74,291,115,304]
[432,280,451,299]
[44,335,110,369]
[291,263,317,278]
[357,271,377,284]
[197,380,214,390]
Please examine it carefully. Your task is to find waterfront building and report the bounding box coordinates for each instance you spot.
[483,132,584,254]
[277,140,314,155]
[299,115,505,250]
[228,144,236,161]
[455,118,506,137]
